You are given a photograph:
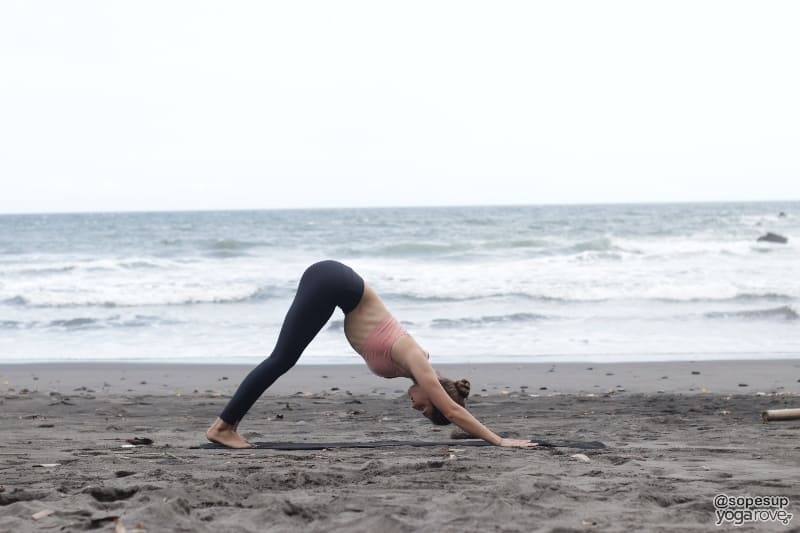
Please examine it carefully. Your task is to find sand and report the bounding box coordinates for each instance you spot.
[1,360,799,532]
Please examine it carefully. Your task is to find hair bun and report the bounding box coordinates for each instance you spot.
[454,379,471,399]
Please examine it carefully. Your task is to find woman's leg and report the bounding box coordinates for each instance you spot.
[217,261,364,425]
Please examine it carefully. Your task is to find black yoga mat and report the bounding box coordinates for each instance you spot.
[194,439,606,450]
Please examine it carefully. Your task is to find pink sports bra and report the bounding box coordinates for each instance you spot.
[358,314,426,378]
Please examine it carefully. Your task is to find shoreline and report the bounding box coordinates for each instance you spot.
[2,359,799,397]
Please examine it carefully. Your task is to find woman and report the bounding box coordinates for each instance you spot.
[207,260,535,449]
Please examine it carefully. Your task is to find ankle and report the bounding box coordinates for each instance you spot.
[209,417,235,432]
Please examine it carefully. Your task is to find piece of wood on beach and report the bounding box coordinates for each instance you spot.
[761,408,800,423]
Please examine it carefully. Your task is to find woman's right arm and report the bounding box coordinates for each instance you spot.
[439,400,534,448]
[408,356,535,448]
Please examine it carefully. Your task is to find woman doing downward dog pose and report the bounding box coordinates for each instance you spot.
[207,260,535,449]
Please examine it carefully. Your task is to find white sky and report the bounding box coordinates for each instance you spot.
[1,1,798,214]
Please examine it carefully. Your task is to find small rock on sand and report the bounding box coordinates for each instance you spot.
[32,509,55,520]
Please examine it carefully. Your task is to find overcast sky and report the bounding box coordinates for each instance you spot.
[1,1,798,214]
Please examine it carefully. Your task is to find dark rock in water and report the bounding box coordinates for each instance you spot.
[778,212,787,218]
[757,232,788,244]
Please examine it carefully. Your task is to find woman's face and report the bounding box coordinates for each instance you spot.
[407,383,433,419]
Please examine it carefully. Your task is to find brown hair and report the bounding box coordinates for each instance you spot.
[428,377,470,425]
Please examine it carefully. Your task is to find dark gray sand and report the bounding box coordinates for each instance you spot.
[1,361,799,532]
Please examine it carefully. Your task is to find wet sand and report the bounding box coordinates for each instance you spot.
[1,360,799,532]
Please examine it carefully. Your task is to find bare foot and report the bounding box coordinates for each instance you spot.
[206,417,253,449]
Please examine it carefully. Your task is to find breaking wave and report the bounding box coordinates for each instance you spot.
[431,312,553,329]
[704,306,799,321]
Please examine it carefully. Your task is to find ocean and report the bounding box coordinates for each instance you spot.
[1,202,798,364]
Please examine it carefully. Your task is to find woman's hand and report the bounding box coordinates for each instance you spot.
[498,438,538,448]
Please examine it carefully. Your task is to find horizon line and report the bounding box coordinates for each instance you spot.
[1,198,798,217]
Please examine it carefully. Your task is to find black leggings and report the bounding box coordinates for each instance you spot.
[219,260,364,424]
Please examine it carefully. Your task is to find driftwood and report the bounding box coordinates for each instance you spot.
[761,408,800,423]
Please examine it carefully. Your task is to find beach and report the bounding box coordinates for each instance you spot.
[2,0,799,528]
[1,360,799,532]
